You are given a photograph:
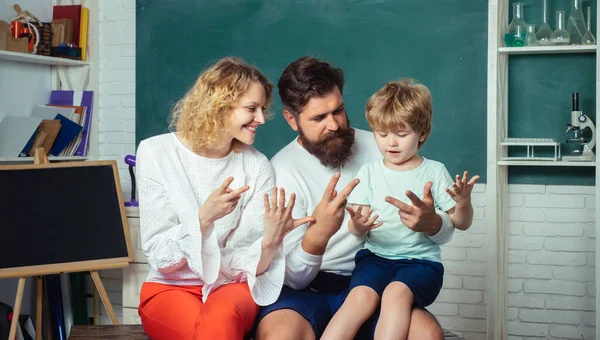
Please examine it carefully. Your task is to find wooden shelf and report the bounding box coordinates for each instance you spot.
[0,156,89,163]
[498,160,595,167]
[0,50,88,66]
[499,45,597,55]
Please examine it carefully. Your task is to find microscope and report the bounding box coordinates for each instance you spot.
[562,93,596,162]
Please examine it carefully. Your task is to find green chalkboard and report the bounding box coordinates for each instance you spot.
[136,0,595,185]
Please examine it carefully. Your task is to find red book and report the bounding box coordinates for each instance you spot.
[52,5,82,46]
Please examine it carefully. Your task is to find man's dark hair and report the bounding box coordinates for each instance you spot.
[277,56,345,115]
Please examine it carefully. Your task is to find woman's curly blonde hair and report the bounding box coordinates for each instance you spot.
[169,57,273,152]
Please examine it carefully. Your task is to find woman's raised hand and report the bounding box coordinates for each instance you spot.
[198,177,250,233]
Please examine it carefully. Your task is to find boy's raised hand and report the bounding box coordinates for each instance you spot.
[346,205,382,236]
[446,171,480,204]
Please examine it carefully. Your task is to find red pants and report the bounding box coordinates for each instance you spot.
[138,282,259,340]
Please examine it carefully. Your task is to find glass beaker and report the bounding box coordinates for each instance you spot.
[566,0,587,44]
[536,0,553,45]
[582,6,596,45]
[524,24,539,46]
[504,2,527,47]
[512,25,525,46]
[551,11,570,45]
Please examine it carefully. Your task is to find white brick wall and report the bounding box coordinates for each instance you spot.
[93,3,598,338]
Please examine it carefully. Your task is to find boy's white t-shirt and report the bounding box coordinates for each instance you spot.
[348,158,456,263]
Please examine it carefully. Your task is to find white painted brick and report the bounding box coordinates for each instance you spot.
[507,294,545,308]
[441,247,466,261]
[546,185,595,195]
[446,234,483,248]
[122,0,135,9]
[546,296,595,311]
[443,261,486,276]
[98,133,107,143]
[473,207,485,220]
[467,220,488,234]
[544,208,595,223]
[585,195,596,210]
[508,250,527,264]
[442,275,462,289]
[522,222,584,237]
[508,194,524,207]
[102,132,135,144]
[99,96,121,109]
[104,9,135,22]
[99,120,124,132]
[99,143,126,156]
[507,321,548,336]
[101,33,135,46]
[524,194,585,208]
[588,253,595,267]
[471,193,486,207]
[526,251,587,266]
[509,185,545,194]
[100,46,123,59]
[466,248,486,263]
[99,0,125,9]
[545,238,595,252]
[508,208,544,222]
[508,279,522,293]
[436,317,486,333]
[462,277,486,290]
[508,236,543,251]
[548,325,595,339]
[507,337,522,340]
[124,120,135,133]
[100,82,135,95]
[99,269,123,280]
[120,95,135,108]
[121,46,136,57]
[523,280,586,296]
[464,333,485,340]
[582,312,595,326]
[101,108,135,121]
[99,70,135,83]
[507,307,519,320]
[518,308,581,325]
[472,183,485,193]
[508,222,522,236]
[588,283,595,297]
[584,224,595,238]
[459,305,486,319]
[435,289,482,304]
[508,264,551,279]
[104,57,135,70]
[428,302,458,316]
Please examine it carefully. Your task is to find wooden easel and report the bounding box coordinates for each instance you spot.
[7,148,122,340]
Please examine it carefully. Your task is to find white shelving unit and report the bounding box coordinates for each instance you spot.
[0,0,98,164]
[487,1,599,339]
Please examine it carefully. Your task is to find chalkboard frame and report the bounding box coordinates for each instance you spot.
[0,160,133,279]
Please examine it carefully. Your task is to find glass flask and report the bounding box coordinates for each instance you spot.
[566,0,586,44]
[504,2,527,47]
[582,6,596,45]
[513,25,525,46]
[524,24,539,46]
[536,0,553,45]
[551,11,570,45]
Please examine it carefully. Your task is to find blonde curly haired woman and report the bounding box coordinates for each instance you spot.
[136,57,313,340]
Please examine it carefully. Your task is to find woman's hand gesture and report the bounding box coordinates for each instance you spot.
[198,177,249,233]
[263,187,315,247]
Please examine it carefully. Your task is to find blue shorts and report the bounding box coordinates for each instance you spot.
[349,249,444,308]
[257,272,377,338]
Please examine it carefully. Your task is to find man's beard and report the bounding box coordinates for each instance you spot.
[298,122,355,169]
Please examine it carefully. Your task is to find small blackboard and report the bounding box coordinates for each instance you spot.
[0,161,132,278]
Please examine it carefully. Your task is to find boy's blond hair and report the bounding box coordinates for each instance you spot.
[366,78,432,148]
[169,57,273,153]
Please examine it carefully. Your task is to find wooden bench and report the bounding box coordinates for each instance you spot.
[68,325,465,339]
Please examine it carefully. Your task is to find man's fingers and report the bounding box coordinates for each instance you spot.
[385,196,405,209]
[227,185,250,198]
[220,176,235,191]
[293,216,316,228]
[322,173,341,202]
[422,182,434,200]
[263,193,270,213]
[333,179,360,206]
[468,175,480,186]
[278,187,286,210]
[405,190,425,208]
